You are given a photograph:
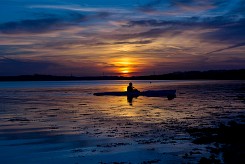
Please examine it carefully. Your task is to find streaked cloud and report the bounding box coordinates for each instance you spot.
[204,42,245,55]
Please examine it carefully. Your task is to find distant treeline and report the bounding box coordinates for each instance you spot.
[137,69,245,80]
[0,69,244,81]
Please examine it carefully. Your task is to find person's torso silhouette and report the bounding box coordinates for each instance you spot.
[127,85,134,92]
[127,82,138,92]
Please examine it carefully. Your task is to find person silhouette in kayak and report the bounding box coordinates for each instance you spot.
[127,82,139,92]
[127,82,139,106]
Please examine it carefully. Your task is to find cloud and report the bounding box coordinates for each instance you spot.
[0,18,73,34]
[113,40,153,45]
[30,5,130,15]
[124,19,176,27]
[204,42,245,55]
[123,15,245,44]
[0,45,35,57]
[0,58,62,75]
[0,57,103,76]
[136,0,235,17]
[112,28,178,40]
[0,9,113,34]
[202,18,245,43]
[124,15,236,28]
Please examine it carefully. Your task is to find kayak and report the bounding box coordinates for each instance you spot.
[93,90,176,98]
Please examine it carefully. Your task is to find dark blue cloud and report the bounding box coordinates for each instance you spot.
[0,45,34,57]
[0,58,61,76]
[125,14,238,28]
[0,18,72,34]
[0,10,111,34]
[123,14,245,43]
[0,57,99,76]
[202,18,245,43]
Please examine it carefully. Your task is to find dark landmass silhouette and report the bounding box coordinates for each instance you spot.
[0,69,244,81]
[187,121,245,164]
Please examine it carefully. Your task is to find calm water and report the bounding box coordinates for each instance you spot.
[0,80,244,163]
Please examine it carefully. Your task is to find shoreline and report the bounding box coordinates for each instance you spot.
[0,69,244,81]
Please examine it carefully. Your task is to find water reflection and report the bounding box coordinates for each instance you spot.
[127,95,138,106]
[126,94,176,106]
[0,80,244,163]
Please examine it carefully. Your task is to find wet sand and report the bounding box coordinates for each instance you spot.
[0,80,244,163]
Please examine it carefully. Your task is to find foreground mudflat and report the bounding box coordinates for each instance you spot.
[0,80,244,163]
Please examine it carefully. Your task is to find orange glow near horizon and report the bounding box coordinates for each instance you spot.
[121,70,129,74]
[111,58,135,76]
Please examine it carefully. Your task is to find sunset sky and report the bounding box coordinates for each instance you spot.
[0,0,245,76]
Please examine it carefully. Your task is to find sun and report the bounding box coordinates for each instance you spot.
[121,70,129,74]
[121,68,131,76]
[111,58,135,76]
